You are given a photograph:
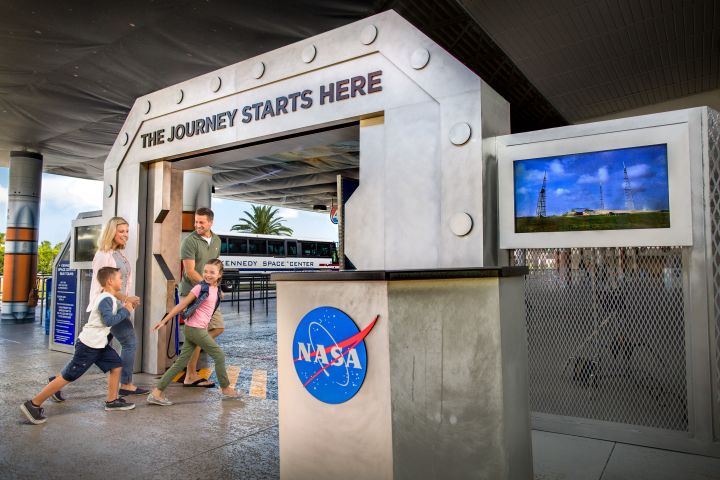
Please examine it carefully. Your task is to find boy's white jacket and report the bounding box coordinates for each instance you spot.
[78,292,119,348]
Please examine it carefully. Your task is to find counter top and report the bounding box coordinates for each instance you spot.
[271,266,528,282]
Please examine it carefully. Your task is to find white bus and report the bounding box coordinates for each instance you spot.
[217,232,338,273]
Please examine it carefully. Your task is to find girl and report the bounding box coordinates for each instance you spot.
[147,259,238,405]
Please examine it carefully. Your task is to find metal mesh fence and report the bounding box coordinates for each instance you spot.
[708,108,720,436]
[513,247,688,431]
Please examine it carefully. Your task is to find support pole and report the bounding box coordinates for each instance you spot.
[2,151,43,323]
[181,167,212,232]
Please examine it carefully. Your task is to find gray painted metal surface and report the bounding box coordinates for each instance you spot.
[503,108,720,457]
[276,275,531,479]
[102,11,508,373]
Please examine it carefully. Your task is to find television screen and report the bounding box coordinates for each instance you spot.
[513,144,670,233]
[74,224,101,263]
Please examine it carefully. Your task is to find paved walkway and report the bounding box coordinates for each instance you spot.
[1,301,719,479]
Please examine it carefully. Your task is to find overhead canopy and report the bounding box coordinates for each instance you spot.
[1,0,717,182]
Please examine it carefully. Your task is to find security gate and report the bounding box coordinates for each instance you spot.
[513,247,688,431]
[502,107,720,457]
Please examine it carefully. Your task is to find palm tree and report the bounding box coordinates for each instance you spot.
[231,205,293,236]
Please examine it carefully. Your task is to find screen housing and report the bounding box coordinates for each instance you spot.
[498,117,692,248]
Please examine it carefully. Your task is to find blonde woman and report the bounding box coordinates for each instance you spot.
[53,217,147,401]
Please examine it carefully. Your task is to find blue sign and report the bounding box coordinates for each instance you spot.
[53,261,77,346]
[292,306,377,404]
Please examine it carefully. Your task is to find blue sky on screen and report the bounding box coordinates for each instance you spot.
[0,168,338,244]
[513,144,670,217]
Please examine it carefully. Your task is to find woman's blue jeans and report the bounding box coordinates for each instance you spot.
[110,319,136,385]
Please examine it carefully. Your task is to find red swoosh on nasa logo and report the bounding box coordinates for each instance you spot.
[294,315,379,387]
[294,314,379,362]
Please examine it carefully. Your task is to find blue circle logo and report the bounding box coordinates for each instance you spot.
[292,306,377,404]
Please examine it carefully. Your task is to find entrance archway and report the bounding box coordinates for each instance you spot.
[101,10,508,373]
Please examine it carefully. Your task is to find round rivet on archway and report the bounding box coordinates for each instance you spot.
[411,48,430,69]
[122,132,129,146]
[360,25,378,45]
[144,100,151,114]
[450,212,473,237]
[211,76,222,93]
[104,184,114,199]
[252,62,265,79]
[449,122,472,146]
[176,89,184,104]
[302,44,317,63]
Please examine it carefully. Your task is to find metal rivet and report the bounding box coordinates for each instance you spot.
[411,48,430,69]
[122,132,129,146]
[302,45,317,63]
[211,76,222,92]
[450,213,473,237]
[450,123,472,146]
[144,100,151,114]
[360,25,378,45]
[252,62,265,79]
[176,89,184,104]
[104,184,114,199]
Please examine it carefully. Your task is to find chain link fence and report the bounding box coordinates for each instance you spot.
[707,107,720,437]
[512,247,688,431]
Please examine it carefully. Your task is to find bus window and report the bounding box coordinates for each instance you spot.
[300,242,317,257]
[248,238,267,255]
[268,240,285,256]
[228,237,248,254]
[220,237,229,254]
[317,242,332,258]
[287,241,298,257]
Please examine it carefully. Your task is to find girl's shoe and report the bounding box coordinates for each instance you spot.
[147,393,173,406]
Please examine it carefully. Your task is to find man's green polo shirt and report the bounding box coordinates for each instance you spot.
[178,230,221,296]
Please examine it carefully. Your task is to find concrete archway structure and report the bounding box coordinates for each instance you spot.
[102,11,509,373]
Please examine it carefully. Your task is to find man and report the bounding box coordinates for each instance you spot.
[178,207,223,387]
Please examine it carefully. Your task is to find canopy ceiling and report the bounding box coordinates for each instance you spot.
[1,0,717,202]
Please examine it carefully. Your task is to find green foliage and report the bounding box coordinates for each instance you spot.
[37,240,63,275]
[231,205,293,236]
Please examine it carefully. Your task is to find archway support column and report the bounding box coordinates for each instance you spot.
[142,161,183,374]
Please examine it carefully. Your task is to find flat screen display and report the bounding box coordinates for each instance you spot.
[513,144,670,233]
[74,224,101,263]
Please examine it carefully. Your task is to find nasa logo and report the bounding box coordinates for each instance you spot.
[292,306,378,404]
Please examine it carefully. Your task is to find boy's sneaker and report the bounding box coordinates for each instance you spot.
[20,400,47,425]
[48,377,65,403]
[146,393,173,406]
[104,397,136,411]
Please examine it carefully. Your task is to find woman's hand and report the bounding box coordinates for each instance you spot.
[127,295,141,307]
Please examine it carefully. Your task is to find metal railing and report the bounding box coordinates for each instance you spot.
[0,274,53,323]
[220,273,275,322]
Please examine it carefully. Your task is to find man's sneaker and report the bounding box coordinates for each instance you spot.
[20,400,47,425]
[146,393,173,406]
[119,386,149,396]
[104,397,136,411]
[48,377,65,403]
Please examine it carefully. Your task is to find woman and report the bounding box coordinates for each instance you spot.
[56,217,147,399]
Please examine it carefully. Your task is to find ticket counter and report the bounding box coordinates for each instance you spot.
[273,268,531,480]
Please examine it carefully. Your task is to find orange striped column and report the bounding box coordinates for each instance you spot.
[2,151,42,323]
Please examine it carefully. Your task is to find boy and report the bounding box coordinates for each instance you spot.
[20,267,136,424]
